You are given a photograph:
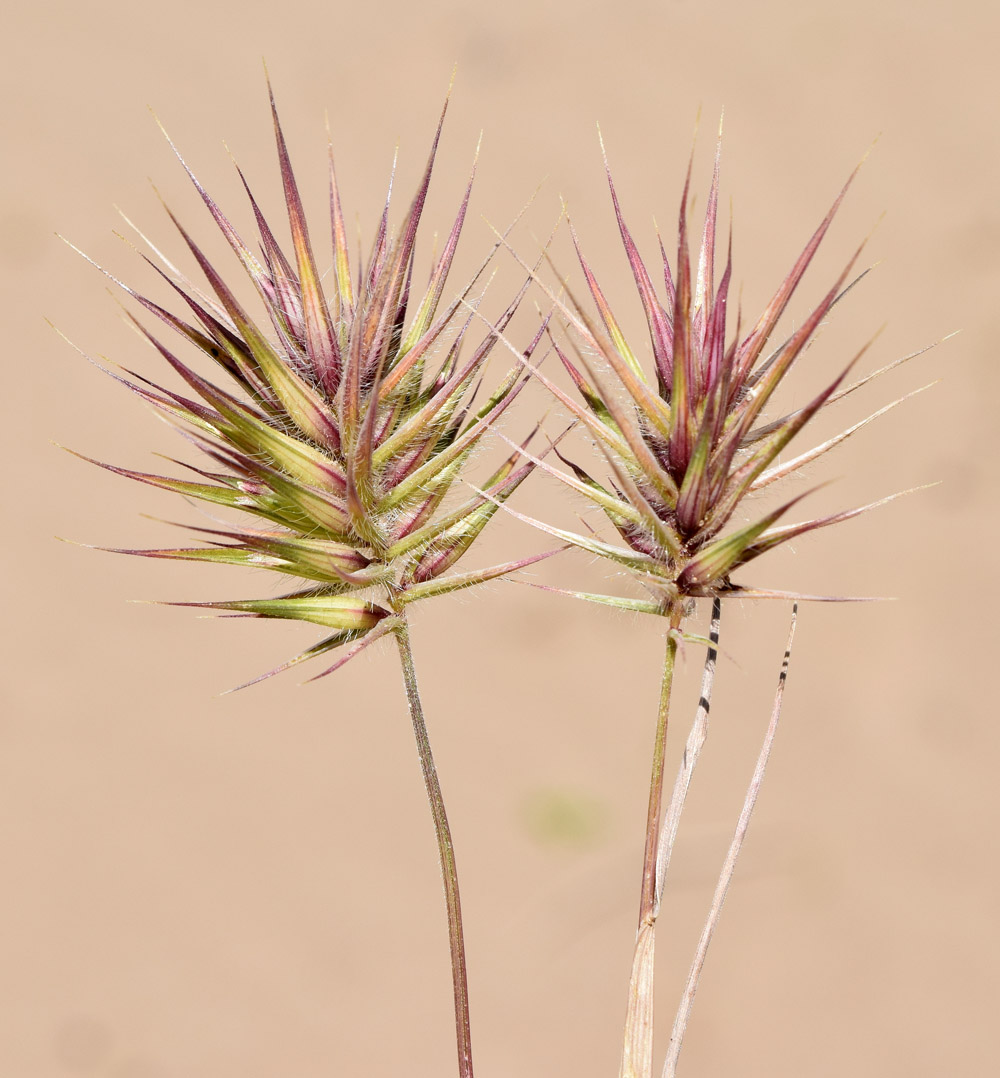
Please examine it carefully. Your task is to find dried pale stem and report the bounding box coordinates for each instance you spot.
[393,614,474,1078]
[654,598,723,915]
[620,602,682,1078]
[661,604,799,1078]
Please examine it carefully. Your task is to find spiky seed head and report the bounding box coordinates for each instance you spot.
[514,130,931,612]
[67,84,553,685]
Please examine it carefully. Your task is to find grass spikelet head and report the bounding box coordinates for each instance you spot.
[68,82,550,684]
[525,126,927,610]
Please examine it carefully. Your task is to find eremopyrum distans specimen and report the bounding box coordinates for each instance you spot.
[489,125,935,1077]
[62,83,936,1078]
[64,82,556,1078]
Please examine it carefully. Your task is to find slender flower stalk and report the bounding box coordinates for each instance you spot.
[393,614,473,1078]
[620,615,680,1078]
[488,123,935,1076]
[639,608,681,927]
[63,82,555,1078]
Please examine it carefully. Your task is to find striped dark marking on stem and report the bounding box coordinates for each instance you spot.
[653,597,723,916]
[661,603,798,1078]
[620,600,722,1078]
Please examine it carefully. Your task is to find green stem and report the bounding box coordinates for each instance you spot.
[619,605,684,1078]
[393,613,474,1078]
[639,604,682,926]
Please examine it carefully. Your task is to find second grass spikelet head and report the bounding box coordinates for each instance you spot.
[519,125,928,613]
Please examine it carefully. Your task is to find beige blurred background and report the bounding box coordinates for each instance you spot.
[3,0,997,1075]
